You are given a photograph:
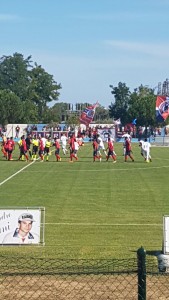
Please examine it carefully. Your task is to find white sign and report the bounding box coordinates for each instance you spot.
[163,216,169,254]
[97,128,115,142]
[0,208,42,245]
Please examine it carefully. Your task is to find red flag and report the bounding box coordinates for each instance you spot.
[156,96,169,122]
[79,102,99,125]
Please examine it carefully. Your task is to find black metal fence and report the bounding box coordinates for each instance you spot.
[0,248,169,299]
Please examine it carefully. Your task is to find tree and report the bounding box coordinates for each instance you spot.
[65,113,80,127]
[94,105,110,123]
[0,90,23,126]
[128,85,156,135]
[43,102,69,123]
[109,82,131,125]
[21,100,39,123]
[29,63,61,119]
[0,53,62,122]
[0,53,31,100]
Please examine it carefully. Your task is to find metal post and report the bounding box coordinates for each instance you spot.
[137,246,146,300]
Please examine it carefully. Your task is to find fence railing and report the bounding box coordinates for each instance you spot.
[150,135,169,145]
[0,248,169,299]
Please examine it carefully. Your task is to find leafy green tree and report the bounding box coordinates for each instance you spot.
[66,113,80,127]
[29,63,61,119]
[0,53,62,122]
[94,105,110,122]
[21,100,39,123]
[0,53,31,100]
[109,82,131,125]
[0,90,23,125]
[43,102,69,123]
[128,85,156,135]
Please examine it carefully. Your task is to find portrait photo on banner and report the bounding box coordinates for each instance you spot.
[0,209,41,245]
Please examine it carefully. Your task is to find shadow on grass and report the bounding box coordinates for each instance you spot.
[130,249,162,257]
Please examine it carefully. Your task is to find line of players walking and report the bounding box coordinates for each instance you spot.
[93,135,135,163]
[18,133,70,162]
[94,135,152,163]
[1,133,152,163]
[0,133,81,162]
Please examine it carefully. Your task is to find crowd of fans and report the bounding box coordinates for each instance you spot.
[0,123,169,140]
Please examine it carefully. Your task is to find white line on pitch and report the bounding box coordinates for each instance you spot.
[0,150,55,187]
[23,165,169,173]
[0,161,36,187]
[45,222,161,226]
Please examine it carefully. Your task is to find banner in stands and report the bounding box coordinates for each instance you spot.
[97,128,115,142]
[32,131,68,139]
[0,208,45,245]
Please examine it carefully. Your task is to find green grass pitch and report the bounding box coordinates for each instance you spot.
[0,142,169,259]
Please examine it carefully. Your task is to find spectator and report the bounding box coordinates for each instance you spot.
[15,125,20,138]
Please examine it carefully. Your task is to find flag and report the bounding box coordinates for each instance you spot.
[114,118,121,125]
[132,118,137,125]
[156,96,169,122]
[79,102,99,125]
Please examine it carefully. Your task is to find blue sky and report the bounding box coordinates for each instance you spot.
[1,0,169,108]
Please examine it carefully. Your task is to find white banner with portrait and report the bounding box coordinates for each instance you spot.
[97,128,115,142]
[0,208,44,245]
[163,215,169,254]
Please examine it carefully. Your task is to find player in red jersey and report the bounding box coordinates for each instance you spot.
[106,138,116,163]
[7,137,15,160]
[93,138,101,162]
[1,134,7,159]
[54,138,61,161]
[69,134,78,162]
[124,137,134,162]
[3,137,9,159]
[38,137,44,162]
[18,136,29,161]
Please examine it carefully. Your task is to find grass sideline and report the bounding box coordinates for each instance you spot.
[0,142,169,260]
